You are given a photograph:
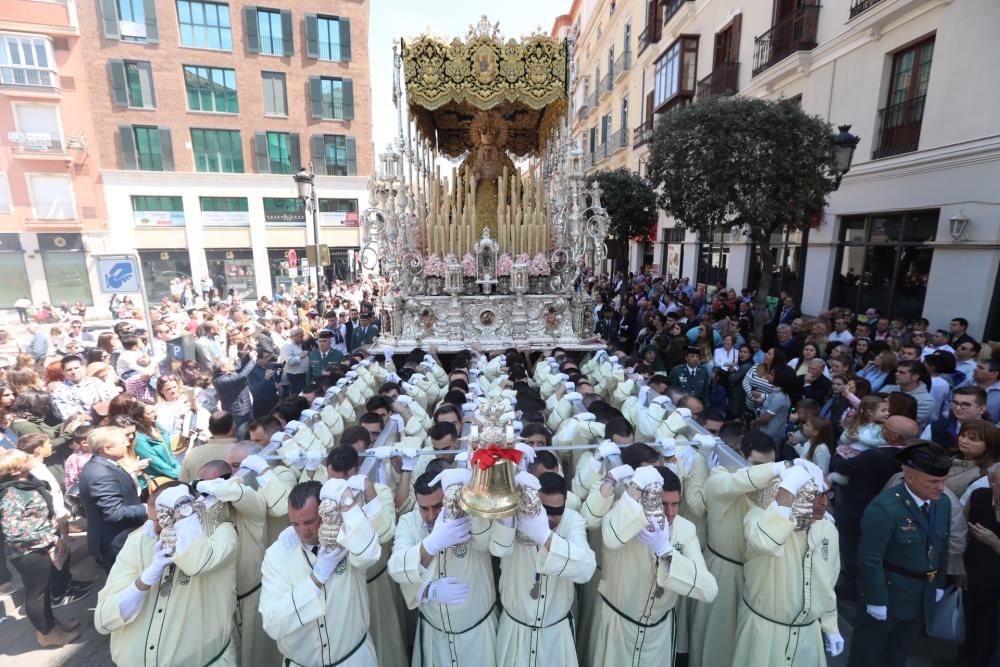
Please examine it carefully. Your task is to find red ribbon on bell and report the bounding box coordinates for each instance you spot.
[470,444,523,470]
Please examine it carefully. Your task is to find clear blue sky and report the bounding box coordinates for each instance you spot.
[367,0,564,157]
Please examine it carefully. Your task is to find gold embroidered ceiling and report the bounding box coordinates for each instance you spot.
[402,32,568,158]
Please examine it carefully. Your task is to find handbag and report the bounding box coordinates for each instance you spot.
[927,586,965,643]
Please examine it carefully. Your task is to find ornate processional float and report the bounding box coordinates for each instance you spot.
[361,17,613,351]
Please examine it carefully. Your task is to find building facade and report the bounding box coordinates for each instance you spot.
[562,0,1000,340]
[0,0,109,309]
[74,0,372,306]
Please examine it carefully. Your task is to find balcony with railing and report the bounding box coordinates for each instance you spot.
[697,62,740,98]
[872,95,925,159]
[752,4,821,77]
[609,128,628,154]
[663,0,694,27]
[633,119,654,148]
[6,131,69,160]
[614,50,632,82]
[600,72,613,99]
[850,0,886,19]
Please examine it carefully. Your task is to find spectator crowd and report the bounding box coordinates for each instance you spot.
[0,270,996,667]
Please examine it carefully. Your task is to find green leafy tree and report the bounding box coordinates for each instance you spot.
[591,167,658,273]
[646,96,841,337]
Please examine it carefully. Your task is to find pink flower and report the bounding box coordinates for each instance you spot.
[424,254,444,278]
[497,254,513,277]
[530,253,551,276]
[462,253,477,278]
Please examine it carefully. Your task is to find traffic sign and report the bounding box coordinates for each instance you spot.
[96,256,141,294]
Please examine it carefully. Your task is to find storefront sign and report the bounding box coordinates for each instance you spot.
[134,210,185,227]
[201,210,250,226]
[320,211,360,226]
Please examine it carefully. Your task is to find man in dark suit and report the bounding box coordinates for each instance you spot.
[778,295,801,325]
[78,426,148,571]
[829,415,920,600]
[847,441,952,667]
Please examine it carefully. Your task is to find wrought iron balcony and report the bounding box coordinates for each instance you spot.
[600,72,613,99]
[850,0,886,19]
[752,4,821,77]
[609,129,628,154]
[614,51,632,82]
[638,27,650,55]
[697,62,740,98]
[872,95,925,159]
[633,119,654,148]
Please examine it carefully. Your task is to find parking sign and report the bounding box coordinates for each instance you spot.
[96,256,142,294]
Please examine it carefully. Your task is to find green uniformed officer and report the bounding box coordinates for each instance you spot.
[667,346,710,403]
[847,441,952,667]
[307,329,342,385]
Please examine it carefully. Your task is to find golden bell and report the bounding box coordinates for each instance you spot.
[459,458,523,519]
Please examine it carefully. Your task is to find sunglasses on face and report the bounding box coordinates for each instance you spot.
[543,503,565,516]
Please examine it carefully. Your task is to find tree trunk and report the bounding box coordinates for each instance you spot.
[750,233,775,341]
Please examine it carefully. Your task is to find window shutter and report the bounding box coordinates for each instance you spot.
[159,128,175,171]
[345,137,357,176]
[339,18,351,61]
[109,60,128,107]
[309,76,324,119]
[139,62,156,108]
[253,132,270,173]
[119,125,137,169]
[100,0,120,39]
[243,6,259,54]
[142,0,159,43]
[281,10,293,56]
[288,133,301,172]
[305,14,319,58]
[342,79,355,120]
[312,135,327,175]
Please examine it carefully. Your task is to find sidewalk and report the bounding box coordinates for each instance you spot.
[0,532,112,666]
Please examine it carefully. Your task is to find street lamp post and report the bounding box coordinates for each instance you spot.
[293,165,323,308]
[832,124,861,189]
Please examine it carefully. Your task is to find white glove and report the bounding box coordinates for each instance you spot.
[388,413,405,431]
[935,588,944,603]
[576,412,596,422]
[239,454,269,475]
[514,442,536,466]
[422,576,470,605]
[638,386,650,405]
[284,420,303,434]
[371,445,396,460]
[345,371,358,379]
[174,513,204,554]
[360,358,372,368]
[195,478,242,503]
[674,407,692,419]
[596,441,620,462]
[557,373,569,381]
[515,470,541,490]
[564,391,583,403]
[430,467,472,490]
[422,512,471,556]
[637,521,672,557]
[398,447,419,472]
[633,466,663,490]
[824,633,845,657]
[595,350,608,362]
[607,464,635,483]
[397,393,414,406]
[693,434,716,448]
[651,395,671,407]
[423,354,435,366]
[140,541,174,586]
[387,372,401,384]
[320,478,350,503]
[288,450,307,470]
[564,381,575,392]
[156,485,192,511]
[866,605,887,621]
[462,402,477,413]
[304,450,325,472]
[778,465,812,495]
[455,451,470,466]
[312,547,347,584]
[383,347,394,360]
[347,474,368,494]
[516,510,551,545]
[657,437,676,458]
[772,462,788,477]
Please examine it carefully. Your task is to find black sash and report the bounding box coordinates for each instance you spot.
[283,632,367,667]
[741,597,817,628]
[599,594,673,628]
